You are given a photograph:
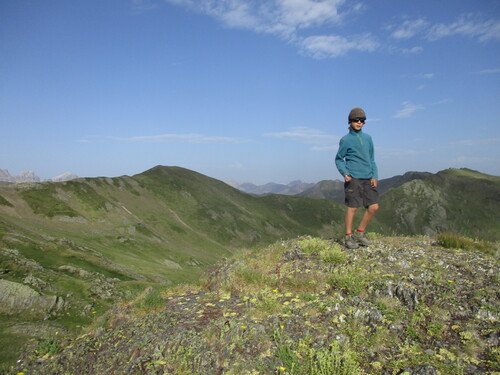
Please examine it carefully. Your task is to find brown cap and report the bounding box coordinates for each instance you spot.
[348,107,366,122]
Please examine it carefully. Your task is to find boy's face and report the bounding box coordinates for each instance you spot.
[349,118,365,131]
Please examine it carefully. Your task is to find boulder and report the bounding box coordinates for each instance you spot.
[0,279,65,318]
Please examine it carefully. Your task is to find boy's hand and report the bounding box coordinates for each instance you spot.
[370,178,378,188]
[344,175,352,182]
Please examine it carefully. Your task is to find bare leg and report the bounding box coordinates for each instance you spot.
[345,207,358,234]
[357,204,379,232]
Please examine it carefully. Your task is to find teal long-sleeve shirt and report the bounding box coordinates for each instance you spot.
[335,129,378,180]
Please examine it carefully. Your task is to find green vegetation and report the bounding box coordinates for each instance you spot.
[437,232,495,253]
[13,235,499,374]
[0,193,13,207]
[19,184,78,217]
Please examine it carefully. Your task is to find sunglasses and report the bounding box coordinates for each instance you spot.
[351,118,366,123]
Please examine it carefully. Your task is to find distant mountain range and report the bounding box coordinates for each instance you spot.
[0,169,78,184]
[227,179,316,195]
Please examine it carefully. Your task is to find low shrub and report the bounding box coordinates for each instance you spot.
[437,232,495,253]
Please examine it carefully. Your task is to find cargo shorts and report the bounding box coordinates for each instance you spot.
[344,178,379,208]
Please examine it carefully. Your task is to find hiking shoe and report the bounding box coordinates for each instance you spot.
[344,234,359,249]
[353,231,371,247]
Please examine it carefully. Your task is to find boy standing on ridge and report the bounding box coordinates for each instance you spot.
[335,107,379,249]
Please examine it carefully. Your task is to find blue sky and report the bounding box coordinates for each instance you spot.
[1,0,499,184]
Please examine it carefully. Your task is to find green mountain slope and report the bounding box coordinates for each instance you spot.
[376,168,500,240]
[0,165,344,369]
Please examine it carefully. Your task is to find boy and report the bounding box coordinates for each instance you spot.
[335,107,379,249]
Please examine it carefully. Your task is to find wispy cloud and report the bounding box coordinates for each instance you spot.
[478,68,500,74]
[81,133,247,144]
[388,14,500,44]
[264,126,339,149]
[165,0,344,38]
[131,0,159,12]
[164,2,500,59]
[390,19,429,40]
[427,14,500,42]
[164,0,377,58]
[393,101,424,119]
[299,33,379,58]
[401,46,424,55]
[432,98,453,105]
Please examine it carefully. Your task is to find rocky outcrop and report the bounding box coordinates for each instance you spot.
[0,169,41,183]
[0,279,65,318]
[17,236,499,375]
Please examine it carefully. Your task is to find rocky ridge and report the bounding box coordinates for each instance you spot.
[16,236,499,375]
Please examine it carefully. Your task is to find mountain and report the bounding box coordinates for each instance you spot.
[375,168,500,241]
[0,169,40,183]
[230,180,315,195]
[0,169,78,183]
[15,236,499,374]
[0,165,344,369]
[296,179,345,202]
[50,172,79,182]
[376,171,433,194]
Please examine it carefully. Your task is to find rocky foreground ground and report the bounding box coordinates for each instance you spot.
[14,236,499,375]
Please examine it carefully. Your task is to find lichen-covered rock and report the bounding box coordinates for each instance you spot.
[0,279,65,318]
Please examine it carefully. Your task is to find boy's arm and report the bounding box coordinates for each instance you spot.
[369,137,378,180]
[335,139,349,178]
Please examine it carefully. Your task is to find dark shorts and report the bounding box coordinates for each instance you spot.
[344,178,379,208]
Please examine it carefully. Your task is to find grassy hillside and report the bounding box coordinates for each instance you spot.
[14,235,499,375]
[0,166,344,370]
[376,168,500,241]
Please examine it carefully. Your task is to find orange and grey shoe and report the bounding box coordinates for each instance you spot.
[353,231,371,246]
[344,234,359,249]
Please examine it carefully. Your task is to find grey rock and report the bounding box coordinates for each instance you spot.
[0,279,65,317]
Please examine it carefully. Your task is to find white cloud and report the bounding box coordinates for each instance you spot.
[388,14,500,45]
[165,0,344,38]
[401,46,424,55]
[163,0,380,58]
[264,126,339,148]
[426,14,500,42]
[164,2,500,60]
[299,33,379,58]
[391,18,429,39]
[393,101,424,119]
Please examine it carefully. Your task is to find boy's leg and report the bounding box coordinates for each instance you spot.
[353,203,379,246]
[345,206,358,234]
[344,207,359,249]
[357,203,379,232]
